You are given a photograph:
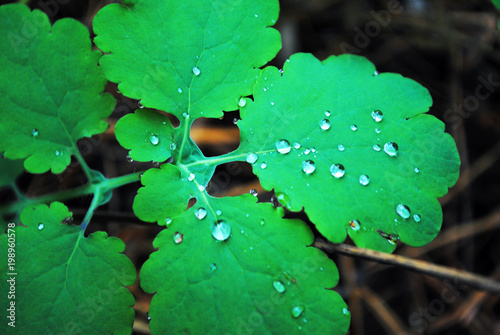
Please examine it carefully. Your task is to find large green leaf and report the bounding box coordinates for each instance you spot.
[141,194,350,335]
[0,202,136,334]
[93,0,281,120]
[0,4,115,174]
[236,53,460,252]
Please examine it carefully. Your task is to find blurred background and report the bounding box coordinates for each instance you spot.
[1,0,499,334]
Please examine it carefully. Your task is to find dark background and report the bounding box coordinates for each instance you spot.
[1,0,499,334]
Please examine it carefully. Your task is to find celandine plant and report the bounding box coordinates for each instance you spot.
[0,1,460,334]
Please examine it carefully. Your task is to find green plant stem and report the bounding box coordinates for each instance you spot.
[0,171,143,217]
[317,240,500,294]
[80,189,102,234]
[74,147,94,182]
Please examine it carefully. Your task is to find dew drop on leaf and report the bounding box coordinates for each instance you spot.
[152,161,160,167]
[246,153,258,164]
[275,139,291,154]
[173,232,183,244]
[37,223,44,230]
[192,66,201,76]
[372,144,381,152]
[371,110,384,122]
[55,150,62,156]
[260,219,265,226]
[302,160,316,175]
[149,134,160,146]
[384,142,399,157]
[293,142,301,149]
[413,214,421,222]
[349,220,361,231]
[126,155,134,162]
[260,162,267,169]
[250,189,258,197]
[195,207,207,220]
[350,124,358,132]
[414,167,420,173]
[198,185,205,192]
[304,148,311,155]
[170,143,177,150]
[138,102,144,109]
[216,209,222,216]
[330,164,345,178]
[291,305,305,318]
[165,218,172,226]
[233,118,238,125]
[342,307,351,316]
[177,87,182,93]
[319,119,331,131]
[273,280,286,293]
[375,128,381,134]
[211,220,231,241]
[210,263,217,271]
[188,173,195,181]
[359,174,370,186]
[325,110,331,117]
[31,129,39,137]
[238,97,247,108]
[396,204,411,219]
[338,144,345,152]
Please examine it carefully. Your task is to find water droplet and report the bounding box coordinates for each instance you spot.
[291,305,305,319]
[149,134,159,146]
[373,70,379,76]
[246,153,258,164]
[325,110,331,117]
[342,307,351,316]
[210,263,217,271]
[350,124,358,131]
[31,129,39,137]
[126,155,134,162]
[250,189,258,197]
[238,98,247,108]
[165,218,172,226]
[37,223,44,230]
[177,87,183,93]
[371,110,384,122]
[211,220,231,241]
[188,173,195,181]
[270,102,275,106]
[293,142,301,149]
[55,150,62,156]
[304,148,311,155]
[170,143,177,150]
[182,112,190,119]
[319,119,331,131]
[349,220,361,231]
[375,128,381,134]
[173,232,183,244]
[260,162,267,169]
[138,102,144,109]
[396,204,411,219]
[414,167,420,173]
[330,164,346,178]
[152,161,160,167]
[240,229,245,234]
[359,174,370,186]
[275,139,291,154]
[233,118,238,125]
[216,209,222,216]
[414,214,421,222]
[302,160,316,175]
[338,144,345,152]
[192,67,201,76]
[384,142,399,157]
[260,219,265,226]
[198,185,205,192]
[273,280,286,293]
[373,144,381,152]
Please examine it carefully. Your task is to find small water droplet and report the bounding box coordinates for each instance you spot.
[126,155,134,162]
[238,98,247,108]
[31,129,39,137]
[330,164,346,178]
[325,110,331,117]
[270,102,275,106]
[195,208,207,220]
[273,280,286,293]
[233,118,238,125]
[275,139,291,154]
[240,229,245,234]
[37,223,44,230]
[138,102,144,109]
[260,219,265,226]
[319,119,331,131]
[371,110,384,122]
[165,218,172,226]
[149,134,159,146]
[414,167,420,173]
[250,189,258,197]
[291,305,305,319]
[188,173,195,181]
[396,204,411,219]
[302,160,316,175]
[349,219,361,231]
[414,214,421,222]
[170,143,177,150]
[260,162,267,169]
[350,124,358,131]
[211,220,231,241]
[384,142,399,157]
[55,150,62,156]
[192,67,201,76]
[210,263,217,271]
[246,153,258,164]
[173,232,184,244]
[342,307,351,316]
[338,144,345,152]
[373,70,379,76]
[372,144,381,152]
[177,87,183,93]
[293,142,301,149]
[152,161,160,167]
[359,174,370,186]
[198,185,205,192]
[304,148,311,155]
[182,112,190,119]
[216,209,222,216]
[375,128,381,134]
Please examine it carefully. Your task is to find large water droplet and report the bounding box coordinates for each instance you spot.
[246,153,258,164]
[359,174,370,186]
[273,280,286,293]
[319,119,331,131]
[291,305,305,319]
[384,142,399,157]
[350,124,358,132]
[338,144,345,152]
[302,160,316,175]
[330,164,346,178]
[149,134,159,146]
[413,214,421,222]
[192,66,201,76]
[371,110,384,122]
[373,144,381,152]
[31,129,39,137]
[275,139,291,154]
[211,220,231,241]
[37,223,44,230]
[349,220,361,231]
[238,98,247,108]
[396,204,411,219]
[173,232,183,244]
[195,208,207,220]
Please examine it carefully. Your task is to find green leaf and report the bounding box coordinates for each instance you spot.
[493,0,500,10]
[0,158,24,188]
[115,109,175,163]
[93,0,281,120]
[0,202,136,334]
[0,4,115,174]
[141,194,350,335]
[236,53,460,252]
